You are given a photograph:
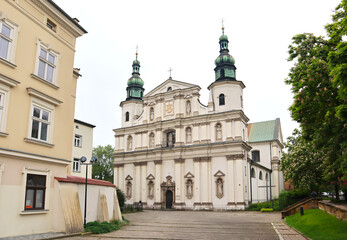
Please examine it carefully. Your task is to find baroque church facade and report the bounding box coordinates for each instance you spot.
[113,28,284,210]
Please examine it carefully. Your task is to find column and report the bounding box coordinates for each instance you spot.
[193,158,201,208]
[200,123,207,143]
[227,157,235,209]
[154,160,162,207]
[135,132,142,150]
[119,135,124,152]
[155,128,162,147]
[142,131,148,150]
[119,165,124,192]
[201,158,209,205]
[234,120,242,140]
[207,160,212,204]
[141,163,147,204]
[226,119,232,141]
[175,125,184,146]
[134,163,141,203]
[174,158,185,208]
[192,123,200,144]
[114,166,119,187]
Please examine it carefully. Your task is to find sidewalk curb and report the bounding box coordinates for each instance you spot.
[39,232,92,240]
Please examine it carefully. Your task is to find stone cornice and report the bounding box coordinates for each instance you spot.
[226,154,244,160]
[174,158,185,163]
[193,157,211,162]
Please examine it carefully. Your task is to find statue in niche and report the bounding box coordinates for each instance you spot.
[186,100,191,114]
[186,179,193,199]
[126,181,132,199]
[148,181,154,199]
[149,133,155,148]
[216,124,222,140]
[216,178,224,198]
[128,136,132,150]
[168,132,173,147]
[186,127,192,143]
[150,107,154,121]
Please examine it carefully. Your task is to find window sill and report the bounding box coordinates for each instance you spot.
[20,209,49,215]
[72,170,81,173]
[24,138,54,148]
[0,132,9,137]
[0,57,17,68]
[30,74,59,90]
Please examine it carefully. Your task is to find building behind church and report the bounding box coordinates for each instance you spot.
[113,27,284,210]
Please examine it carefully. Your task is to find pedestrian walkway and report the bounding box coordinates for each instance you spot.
[272,222,308,240]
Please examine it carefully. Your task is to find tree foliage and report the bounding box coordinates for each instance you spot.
[281,129,325,191]
[285,0,347,191]
[92,145,114,183]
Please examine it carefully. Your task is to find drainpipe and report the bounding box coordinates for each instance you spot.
[269,142,273,208]
[250,160,253,203]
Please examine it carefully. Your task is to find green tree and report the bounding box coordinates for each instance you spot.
[285,0,347,198]
[92,145,114,183]
[281,129,325,192]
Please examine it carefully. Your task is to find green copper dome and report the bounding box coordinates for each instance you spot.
[127,76,144,87]
[215,54,235,65]
[219,34,228,41]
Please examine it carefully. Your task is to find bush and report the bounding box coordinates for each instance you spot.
[278,189,310,209]
[246,199,280,211]
[85,220,121,234]
[261,208,274,212]
[117,188,126,209]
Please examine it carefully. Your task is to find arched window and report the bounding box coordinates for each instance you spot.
[259,171,263,180]
[265,173,269,181]
[252,150,260,162]
[215,123,222,140]
[186,127,192,143]
[220,69,225,78]
[251,168,255,178]
[125,112,129,122]
[167,87,172,92]
[186,100,191,114]
[149,132,155,148]
[218,94,225,106]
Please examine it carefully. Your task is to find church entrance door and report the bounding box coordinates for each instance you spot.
[166,190,173,209]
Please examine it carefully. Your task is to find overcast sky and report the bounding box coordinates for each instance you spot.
[56,0,341,148]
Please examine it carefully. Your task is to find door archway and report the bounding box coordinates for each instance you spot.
[166,190,173,209]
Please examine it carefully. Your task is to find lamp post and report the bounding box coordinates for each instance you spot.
[80,156,97,228]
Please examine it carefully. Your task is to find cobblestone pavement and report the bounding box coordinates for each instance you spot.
[61,210,306,240]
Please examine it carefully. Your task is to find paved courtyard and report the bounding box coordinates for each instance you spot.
[62,210,306,240]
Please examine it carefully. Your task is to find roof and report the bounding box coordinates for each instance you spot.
[74,119,96,128]
[144,78,200,97]
[47,0,88,33]
[248,118,282,143]
[55,176,115,187]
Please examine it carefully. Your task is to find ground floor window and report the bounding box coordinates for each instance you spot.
[73,158,81,172]
[25,174,46,210]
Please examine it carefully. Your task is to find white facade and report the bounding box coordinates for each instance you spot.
[71,119,95,178]
[113,77,284,210]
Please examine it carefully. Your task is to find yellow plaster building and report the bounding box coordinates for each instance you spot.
[0,0,86,237]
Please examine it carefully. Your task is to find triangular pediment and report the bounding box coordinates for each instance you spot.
[184,172,195,178]
[214,170,225,177]
[146,174,155,180]
[125,175,133,180]
[144,79,200,97]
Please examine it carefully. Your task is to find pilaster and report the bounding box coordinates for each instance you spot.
[154,160,162,207]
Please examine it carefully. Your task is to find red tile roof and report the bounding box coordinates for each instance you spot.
[55,175,115,187]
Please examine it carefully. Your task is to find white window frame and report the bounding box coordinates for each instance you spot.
[27,97,55,144]
[72,158,81,172]
[20,167,51,214]
[33,40,60,85]
[0,15,18,65]
[0,83,10,135]
[74,134,82,147]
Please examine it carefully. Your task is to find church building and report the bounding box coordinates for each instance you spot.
[113,27,284,210]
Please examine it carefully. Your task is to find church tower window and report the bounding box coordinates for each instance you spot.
[220,69,225,78]
[251,168,255,178]
[218,94,225,106]
[125,112,129,122]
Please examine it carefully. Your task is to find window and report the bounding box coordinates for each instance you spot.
[167,87,172,92]
[0,92,4,129]
[252,150,260,162]
[259,171,263,180]
[251,168,255,178]
[74,134,82,147]
[149,107,154,121]
[46,19,56,31]
[220,69,225,78]
[72,158,81,172]
[37,47,57,83]
[125,112,129,122]
[30,106,51,142]
[165,130,175,147]
[218,94,225,106]
[0,21,12,60]
[25,174,46,210]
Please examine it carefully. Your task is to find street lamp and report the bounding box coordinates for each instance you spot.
[80,156,97,228]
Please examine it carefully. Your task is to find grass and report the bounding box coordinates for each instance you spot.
[285,209,347,240]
